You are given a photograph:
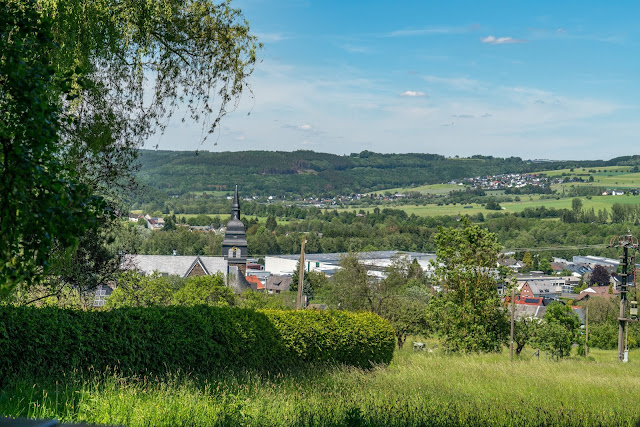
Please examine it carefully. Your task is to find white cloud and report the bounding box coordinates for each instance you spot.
[255,32,288,43]
[400,90,426,97]
[387,25,478,37]
[422,75,481,91]
[151,58,630,160]
[482,35,527,44]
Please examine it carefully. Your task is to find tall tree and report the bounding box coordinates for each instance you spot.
[428,218,511,352]
[1,0,259,298]
[0,1,103,297]
[265,215,277,232]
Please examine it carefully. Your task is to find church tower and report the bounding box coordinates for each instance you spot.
[222,184,248,274]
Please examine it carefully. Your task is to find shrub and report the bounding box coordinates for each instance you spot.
[0,306,394,379]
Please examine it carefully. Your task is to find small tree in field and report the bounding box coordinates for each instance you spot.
[327,253,430,348]
[534,301,579,359]
[428,218,511,352]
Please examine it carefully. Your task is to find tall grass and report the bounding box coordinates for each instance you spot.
[2,346,640,426]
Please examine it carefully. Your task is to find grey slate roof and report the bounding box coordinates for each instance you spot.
[124,255,227,278]
[265,275,293,292]
[526,280,562,296]
[514,305,547,320]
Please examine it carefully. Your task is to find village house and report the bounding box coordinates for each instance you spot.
[575,285,620,302]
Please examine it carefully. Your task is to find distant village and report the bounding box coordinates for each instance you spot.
[119,183,638,325]
[113,208,635,325]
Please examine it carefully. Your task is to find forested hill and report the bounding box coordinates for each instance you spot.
[134,149,638,198]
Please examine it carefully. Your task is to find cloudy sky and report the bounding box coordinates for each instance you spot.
[153,0,640,160]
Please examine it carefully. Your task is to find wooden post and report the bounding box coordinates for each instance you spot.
[585,306,589,357]
[510,286,515,361]
[296,236,306,310]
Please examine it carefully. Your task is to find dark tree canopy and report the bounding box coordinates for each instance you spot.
[590,265,611,286]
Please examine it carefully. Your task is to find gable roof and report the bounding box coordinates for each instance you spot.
[124,255,227,278]
[526,280,562,295]
[514,304,547,320]
[186,256,209,277]
[576,285,619,301]
[265,275,293,291]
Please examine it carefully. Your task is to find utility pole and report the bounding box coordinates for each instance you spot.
[510,286,515,362]
[584,306,589,357]
[296,236,306,310]
[609,232,638,362]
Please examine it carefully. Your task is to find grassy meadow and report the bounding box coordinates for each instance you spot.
[542,166,640,189]
[334,194,640,218]
[367,183,462,196]
[3,345,640,426]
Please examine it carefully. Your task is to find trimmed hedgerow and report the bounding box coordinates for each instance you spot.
[0,306,394,378]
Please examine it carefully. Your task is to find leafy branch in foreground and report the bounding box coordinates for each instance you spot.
[1,0,259,298]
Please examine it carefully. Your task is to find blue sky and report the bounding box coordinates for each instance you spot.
[155,0,640,160]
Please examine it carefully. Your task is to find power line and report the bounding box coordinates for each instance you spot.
[502,244,610,253]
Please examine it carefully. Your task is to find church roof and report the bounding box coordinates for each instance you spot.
[223,184,247,247]
[123,255,227,278]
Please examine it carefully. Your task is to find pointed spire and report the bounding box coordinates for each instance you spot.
[232,184,240,220]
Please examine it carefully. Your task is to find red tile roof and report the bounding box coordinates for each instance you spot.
[245,275,264,289]
[505,296,544,306]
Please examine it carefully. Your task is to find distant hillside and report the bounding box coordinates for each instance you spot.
[133,150,638,198]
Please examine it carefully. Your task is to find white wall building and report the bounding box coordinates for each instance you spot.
[265,251,436,277]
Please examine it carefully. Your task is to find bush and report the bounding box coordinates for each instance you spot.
[0,306,394,379]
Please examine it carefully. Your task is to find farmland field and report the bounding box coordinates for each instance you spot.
[540,166,640,190]
[368,183,462,196]
[337,194,640,218]
[2,345,640,426]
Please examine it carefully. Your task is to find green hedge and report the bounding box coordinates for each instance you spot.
[0,306,394,378]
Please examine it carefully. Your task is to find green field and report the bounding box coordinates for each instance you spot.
[538,166,640,190]
[539,166,633,177]
[368,183,462,196]
[337,194,640,218]
[3,345,640,426]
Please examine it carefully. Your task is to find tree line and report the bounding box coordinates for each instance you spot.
[131,149,639,201]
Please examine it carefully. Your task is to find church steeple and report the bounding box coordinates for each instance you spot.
[231,184,240,220]
[222,184,247,274]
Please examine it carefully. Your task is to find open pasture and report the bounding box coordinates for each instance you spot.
[538,166,633,177]
[539,166,640,189]
[368,183,462,196]
[342,194,640,218]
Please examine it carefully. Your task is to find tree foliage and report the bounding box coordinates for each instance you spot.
[1,0,259,299]
[0,1,104,296]
[590,265,611,286]
[172,274,235,307]
[533,302,580,358]
[428,218,511,352]
[325,254,430,348]
[513,317,539,355]
[106,271,173,308]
